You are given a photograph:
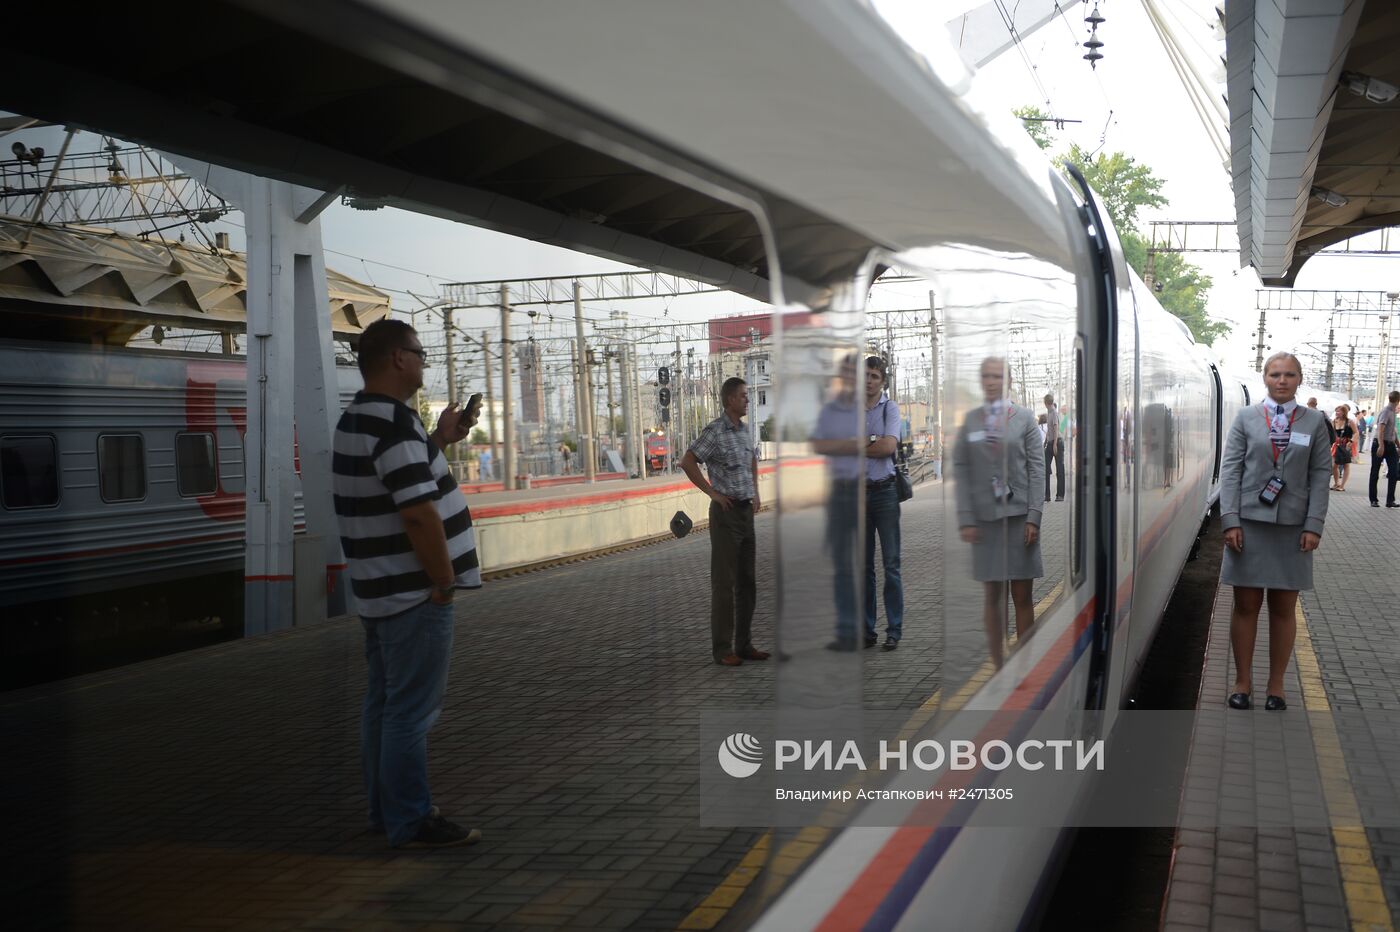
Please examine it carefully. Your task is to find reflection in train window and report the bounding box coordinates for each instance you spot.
[1,435,60,509]
[175,433,218,497]
[98,434,146,502]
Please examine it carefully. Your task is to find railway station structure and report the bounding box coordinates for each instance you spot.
[3,0,1400,930]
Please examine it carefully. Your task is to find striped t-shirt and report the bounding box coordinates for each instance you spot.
[333,392,481,618]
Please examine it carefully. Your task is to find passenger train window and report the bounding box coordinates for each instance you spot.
[1,435,60,509]
[98,434,146,502]
[176,433,218,496]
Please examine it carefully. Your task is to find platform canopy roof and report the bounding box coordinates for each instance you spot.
[0,217,389,345]
[1227,0,1400,286]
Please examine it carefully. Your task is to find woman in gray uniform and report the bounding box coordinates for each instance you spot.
[1219,351,1331,711]
[954,357,1046,668]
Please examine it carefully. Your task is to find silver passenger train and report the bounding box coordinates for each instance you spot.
[2,0,1255,926]
[368,2,1250,928]
[0,341,358,655]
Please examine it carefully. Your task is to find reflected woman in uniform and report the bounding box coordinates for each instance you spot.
[954,357,1046,667]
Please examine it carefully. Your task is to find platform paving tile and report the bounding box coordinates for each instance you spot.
[1162,489,1400,930]
[1,493,973,928]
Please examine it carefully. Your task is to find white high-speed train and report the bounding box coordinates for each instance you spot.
[388,4,1244,928]
[5,0,1253,925]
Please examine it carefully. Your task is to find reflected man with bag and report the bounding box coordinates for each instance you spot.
[812,355,905,651]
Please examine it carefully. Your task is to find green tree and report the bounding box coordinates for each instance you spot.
[1014,105,1056,151]
[470,427,489,445]
[1014,119,1231,347]
[1057,144,1166,232]
[760,415,775,442]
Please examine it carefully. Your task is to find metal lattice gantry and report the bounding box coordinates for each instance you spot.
[439,271,729,309]
[1255,289,1400,399]
[1145,220,1399,257]
[0,136,230,234]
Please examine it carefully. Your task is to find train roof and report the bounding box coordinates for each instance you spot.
[7,0,1075,306]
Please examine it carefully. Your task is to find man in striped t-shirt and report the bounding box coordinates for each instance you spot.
[333,319,482,849]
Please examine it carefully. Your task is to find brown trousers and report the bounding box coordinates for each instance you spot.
[709,500,756,659]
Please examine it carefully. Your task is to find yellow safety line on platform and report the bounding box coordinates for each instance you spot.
[1294,607,1394,932]
[677,581,1066,931]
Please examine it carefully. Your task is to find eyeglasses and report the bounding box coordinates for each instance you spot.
[399,346,428,365]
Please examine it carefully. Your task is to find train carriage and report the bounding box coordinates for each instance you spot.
[0,341,359,654]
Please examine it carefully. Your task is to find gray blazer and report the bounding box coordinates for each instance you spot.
[953,402,1046,527]
[1219,404,1331,535]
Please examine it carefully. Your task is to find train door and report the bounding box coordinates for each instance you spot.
[1209,364,1225,485]
[1063,166,1137,716]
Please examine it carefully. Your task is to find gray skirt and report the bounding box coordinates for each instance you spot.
[971,515,1044,582]
[1220,519,1314,591]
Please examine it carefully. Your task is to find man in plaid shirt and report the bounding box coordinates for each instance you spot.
[679,377,771,666]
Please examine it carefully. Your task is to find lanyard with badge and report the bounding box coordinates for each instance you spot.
[983,403,1014,502]
[1258,403,1300,505]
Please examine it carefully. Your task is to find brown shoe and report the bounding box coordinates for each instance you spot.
[716,653,743,666]
[739,647,771,661]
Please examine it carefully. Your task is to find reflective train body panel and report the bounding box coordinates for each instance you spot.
[2,0,1251,926]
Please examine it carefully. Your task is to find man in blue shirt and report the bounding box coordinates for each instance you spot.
[812,355,905,650]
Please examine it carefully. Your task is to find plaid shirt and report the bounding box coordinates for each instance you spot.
[689,414,757,500]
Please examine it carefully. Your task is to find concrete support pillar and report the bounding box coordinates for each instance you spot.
[162,155,348,632]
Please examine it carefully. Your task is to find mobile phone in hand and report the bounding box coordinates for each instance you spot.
[467,392,484,418]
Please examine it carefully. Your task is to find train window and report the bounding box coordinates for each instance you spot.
[176,433,218,496]
[98,434,146,502]
[1,435,60,509]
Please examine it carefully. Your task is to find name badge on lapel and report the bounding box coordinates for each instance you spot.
[1289,432,1311,447]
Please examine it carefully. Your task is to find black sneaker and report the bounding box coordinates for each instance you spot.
[882,638,899,651]
[372,804,438,835]
[397,813,482,849]
[864,636,879,649]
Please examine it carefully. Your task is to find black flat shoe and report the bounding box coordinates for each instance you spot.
[1228,692,1251,710]
[1265,695,1287,711]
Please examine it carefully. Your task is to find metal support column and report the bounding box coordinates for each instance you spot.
[1377,313,1393,408]
[574,281,596,482]
[167,156,349,631]
[500,285,516,490]
[1324,321,1336,392]
[929,292,941,469]
[1253,310,1268,372]
[483,329,497,481]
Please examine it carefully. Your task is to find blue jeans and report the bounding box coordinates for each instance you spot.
[361,599,455,846]
[864,481,904,641]
[829,481,861,644]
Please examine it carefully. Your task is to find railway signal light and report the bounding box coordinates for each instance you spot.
[658,366,670,385]
[659,387,671,407]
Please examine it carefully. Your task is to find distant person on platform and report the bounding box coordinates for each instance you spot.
[1219,352,1330,712]
[334,318,483,848]
[1370,391,1400,508]
[1043,393,1065,502]
[680,377,770,666]
[954,356,1045,668]
[560,443,572,474]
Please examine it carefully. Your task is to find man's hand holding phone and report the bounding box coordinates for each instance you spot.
[432,392,482,447]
